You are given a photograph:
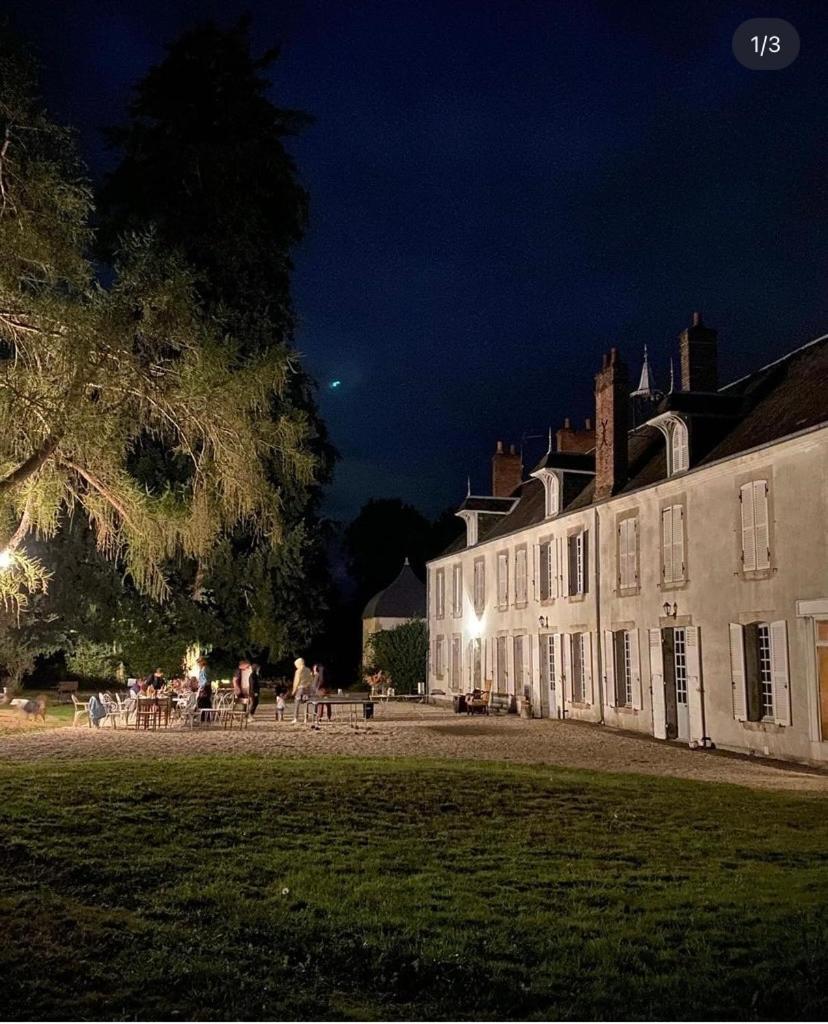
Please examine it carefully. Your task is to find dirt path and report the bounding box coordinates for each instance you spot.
[1,704,826,793]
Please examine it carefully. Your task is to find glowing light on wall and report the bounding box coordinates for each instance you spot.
[0,549,13,569]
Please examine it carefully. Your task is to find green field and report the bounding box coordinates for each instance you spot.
[0,756,825,1021]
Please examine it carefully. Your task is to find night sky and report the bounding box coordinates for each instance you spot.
[5,0,827,520]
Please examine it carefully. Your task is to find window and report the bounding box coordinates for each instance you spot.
[514,547,528,606]
[740,479,771,571]
[543,473,560,517]
[567,530,588,596]
[471,638,483,688]
[497,552,509,610]
[450,636,462,691]
[496,636,508,693]
[435,636,446,678]
[604,629,640,709]
[473,558,485,614]
[670,420,689,474]
[729,620,790,724]
[661,505,686,584]
[617,517,639,591]
[451,564,463,617]
[434,569,445,619]
[540,633,555,692]
[673,628,688,706]
[513,635,527,698]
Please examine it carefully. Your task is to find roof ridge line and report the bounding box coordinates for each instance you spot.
[719,332,828,393]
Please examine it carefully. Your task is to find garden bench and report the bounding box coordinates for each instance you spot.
[56,681,79,704]
[465,689,490,715]
[488,693,513,714]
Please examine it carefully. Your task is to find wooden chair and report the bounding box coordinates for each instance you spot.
[57,681,79,704]
[71,693,92,728]
[466,689,491,715]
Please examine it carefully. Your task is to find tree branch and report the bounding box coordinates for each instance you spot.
[0,433,61,495]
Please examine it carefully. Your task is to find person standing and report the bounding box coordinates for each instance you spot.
[314,662,331,722]
[249,662,261,717]
[196,656,211,711]
[291,657,313,723]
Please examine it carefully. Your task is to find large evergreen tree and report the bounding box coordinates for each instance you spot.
[98,19,334,663]
[0,29,323,682]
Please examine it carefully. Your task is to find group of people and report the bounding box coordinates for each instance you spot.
[127,656,261,717]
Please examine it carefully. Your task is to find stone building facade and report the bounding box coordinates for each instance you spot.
[426,316,828,765]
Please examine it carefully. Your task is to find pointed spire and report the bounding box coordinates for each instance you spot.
[546,426,553,454]
[668,357,675,394]
[631,345,655,398]
[466,475,471,498]
[404,556,409,566]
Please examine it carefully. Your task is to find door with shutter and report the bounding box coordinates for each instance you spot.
[685,626,703,745]
[562,633,573,704]
[649,629,666,739]
[729,623,748,721]
[628,629,642,710]
[662,627,679,739]
[582,633,594,705]
[769,620,790,726]
[553,634,564,718]
[603,630,616,708]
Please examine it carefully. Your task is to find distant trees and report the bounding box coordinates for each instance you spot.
[366,620,427,695]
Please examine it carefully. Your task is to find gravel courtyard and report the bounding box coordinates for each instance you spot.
[2,701,826,792]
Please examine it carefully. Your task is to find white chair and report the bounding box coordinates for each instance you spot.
[71,693,92,728]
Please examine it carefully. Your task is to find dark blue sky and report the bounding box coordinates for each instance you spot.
[5,0,827,520]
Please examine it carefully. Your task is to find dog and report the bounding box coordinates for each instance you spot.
[8,696,47,723]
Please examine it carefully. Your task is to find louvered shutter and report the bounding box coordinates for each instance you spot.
[582,633,593,705]
[649,628,666,739]
[684,626,703,746]
[549,539,558,598]
[618,523,628,589]
[582,530,589,594]
[729,623,747,721]
[628,629,642,709]
[740,482,757,571]
[532,543,540,601]
[672,506,685,581]
[754,481,771,570]
[769,619,791,725]
[562,633,573,703]
[603,630,616,707]
[538,543,550,600]
[558,537,567,597]
[662,508,673,583]
[678,422,689,470]
[631,518,640,586]
[552,634,563,709]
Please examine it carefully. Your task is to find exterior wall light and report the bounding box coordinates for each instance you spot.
[538,615,549,628]
[662,601,678,618]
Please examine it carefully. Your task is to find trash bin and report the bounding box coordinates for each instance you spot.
[363,701,374,720]
[453,694,467,714]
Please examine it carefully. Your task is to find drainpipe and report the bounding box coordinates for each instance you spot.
[594,505,605,724]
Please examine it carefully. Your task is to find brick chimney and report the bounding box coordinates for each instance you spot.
[680,311,718,392]
[492,441,522,497]
[594,348,629,501]
[556,416,595,454]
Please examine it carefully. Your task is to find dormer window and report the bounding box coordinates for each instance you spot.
[650,413,689,477]
[670,419,689,474]
[543,473,560,517]
[457,510,478,547]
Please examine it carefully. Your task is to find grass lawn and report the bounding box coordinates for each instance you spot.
[0,756,826,1021]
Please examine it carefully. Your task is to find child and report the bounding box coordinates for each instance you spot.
[275,692,285,721]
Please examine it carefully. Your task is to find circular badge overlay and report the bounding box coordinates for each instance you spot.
[733,18,799,70]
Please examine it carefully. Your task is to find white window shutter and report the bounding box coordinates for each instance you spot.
[628,629,642,710]
[632,518,640,585]
[549,538,558,598]
[618,523,627,589]
[603,630,616,707]
[533,543,540,601]
[769,619,791,726]
[740,482,757,571]
[649,628,666,739]
[562,633,573,703]
[672,506,685,581]
[684,626,703,746]
[582,633,594,705]
[552,633,563,700]
[728,623,747,721]
[662,508,673,583]
[559,537,568,597]
[754,480,771,570]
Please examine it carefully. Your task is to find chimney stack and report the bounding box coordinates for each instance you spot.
[594,347,629,501]
[492,440,522,497]
[679,312,718,392]
[556,417,596,454]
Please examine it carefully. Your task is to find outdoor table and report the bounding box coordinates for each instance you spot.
[134,695,173,730]
[305,698,375,729]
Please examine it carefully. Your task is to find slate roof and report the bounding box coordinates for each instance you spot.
[434,334,828,558]
[457,495,517,513]
[362,561,426,620]
[530,450,595,474]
